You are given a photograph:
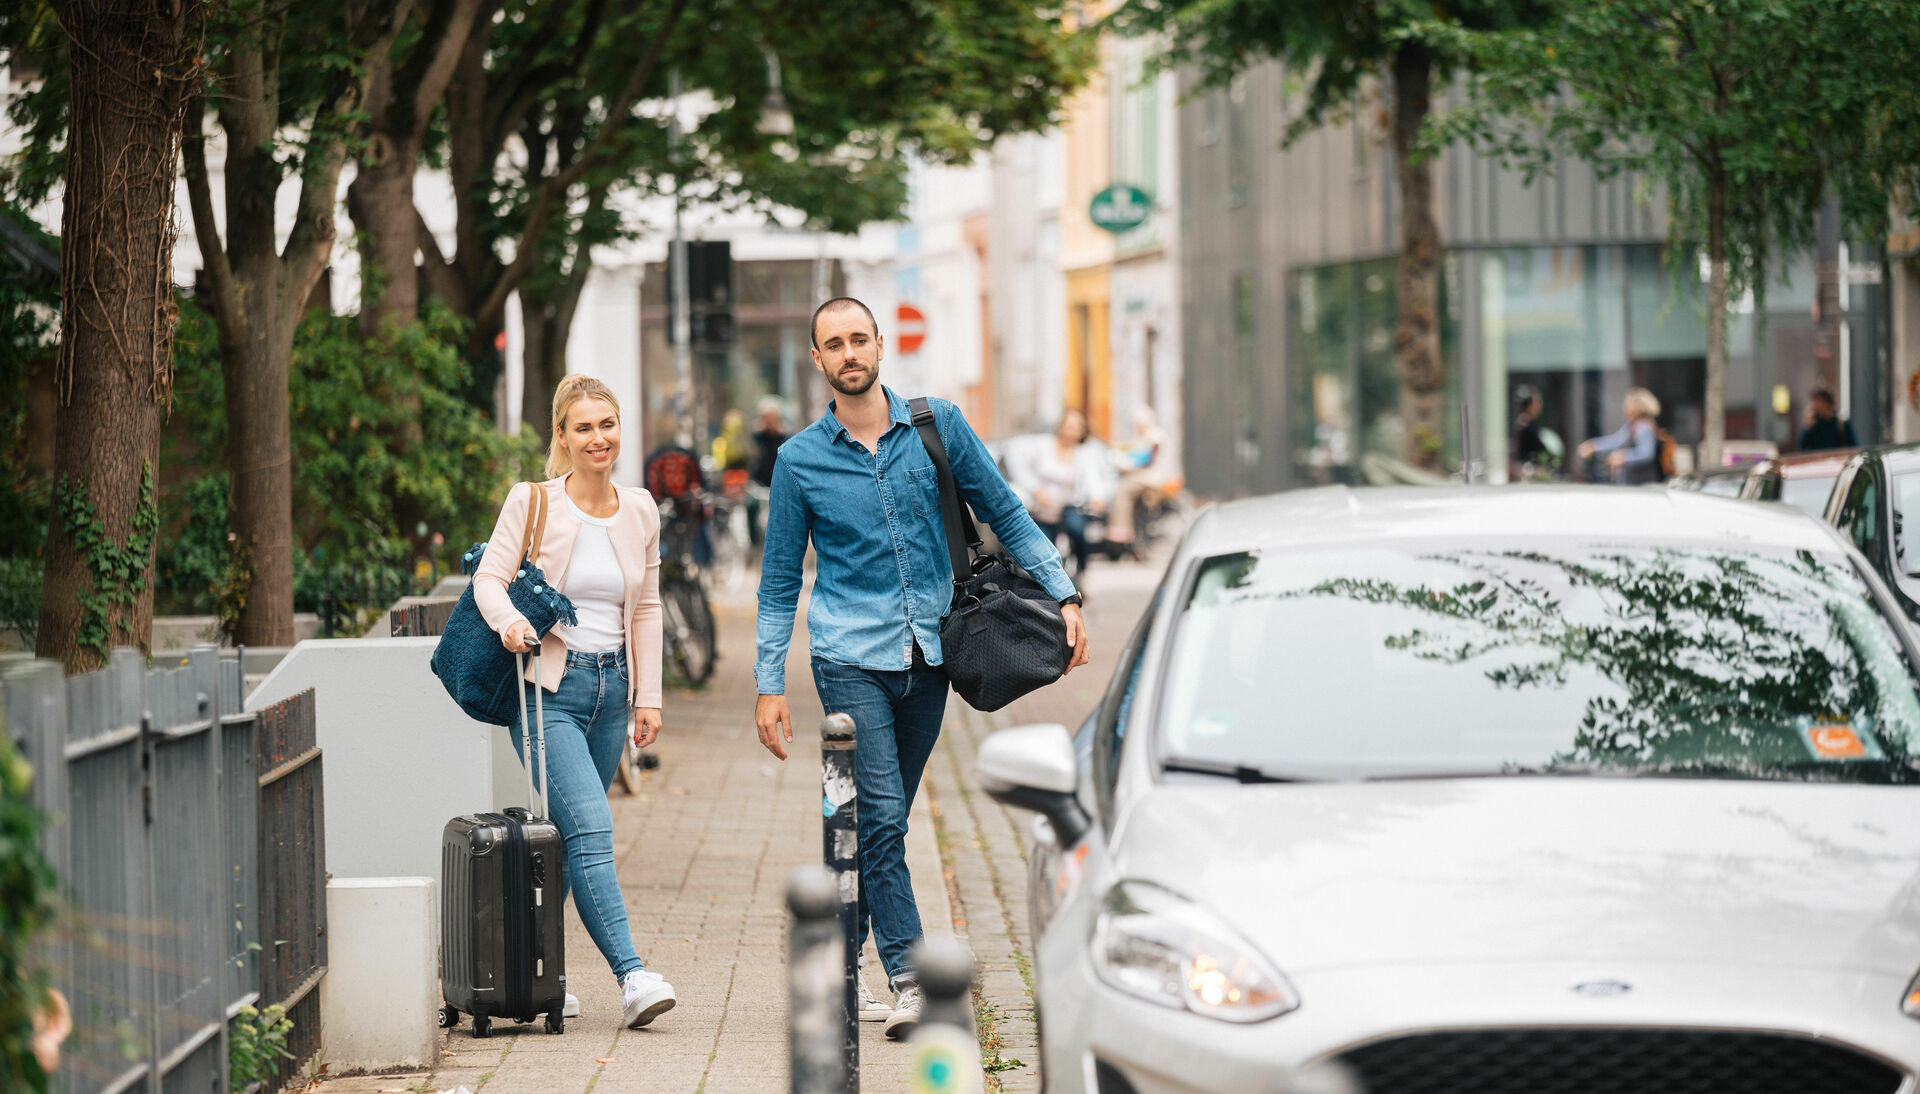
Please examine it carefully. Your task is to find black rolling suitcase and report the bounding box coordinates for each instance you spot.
[438,651,568,1037]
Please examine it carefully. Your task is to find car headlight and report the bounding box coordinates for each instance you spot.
[1091,879,1298,1023]
[1904,970,1920,1019]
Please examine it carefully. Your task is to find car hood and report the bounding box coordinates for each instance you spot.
[1114,779,1920,976]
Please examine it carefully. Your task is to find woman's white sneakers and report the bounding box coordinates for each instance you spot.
[621,969,677,1028]
[562,992,580,1018]
[856,977,891,1022]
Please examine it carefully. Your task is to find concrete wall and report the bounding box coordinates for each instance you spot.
[322,878,439,1072]
[245,637,528,880]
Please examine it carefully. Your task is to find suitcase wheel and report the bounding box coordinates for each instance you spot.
[472,1015,491,1039]
[438,1006,460,1029]
[545,1011,564,1035]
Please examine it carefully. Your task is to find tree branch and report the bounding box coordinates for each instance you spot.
[483,0,609,172]
[415,205,467,308]
[396,0,489,138]
[181,94,242,346]
[279,0,411,315]
[475,0,687,328]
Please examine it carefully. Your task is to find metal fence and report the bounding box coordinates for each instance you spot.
[1,647,327,1094]
[388,600,458,638]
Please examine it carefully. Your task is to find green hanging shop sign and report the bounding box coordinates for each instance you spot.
[1089,184,1152,234]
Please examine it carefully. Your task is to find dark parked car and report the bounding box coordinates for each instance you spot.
[1739,448,1860,518]
[1826,443,1920,624]
[1667,464,1752,498]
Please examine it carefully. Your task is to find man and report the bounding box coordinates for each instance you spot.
[1799,387,1858,452]
[754,297,1090,1039]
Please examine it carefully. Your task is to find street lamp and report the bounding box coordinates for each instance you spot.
[756,49,793,137]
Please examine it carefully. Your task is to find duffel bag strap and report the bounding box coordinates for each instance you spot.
[909,397,980,588]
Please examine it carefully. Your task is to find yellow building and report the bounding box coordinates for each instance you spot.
[1060,31,1115,440]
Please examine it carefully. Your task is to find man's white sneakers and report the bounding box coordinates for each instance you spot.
[562,992,580,1018]
[882,983,924,1041]
[621,969,677,1028]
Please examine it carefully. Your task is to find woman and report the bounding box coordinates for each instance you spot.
[1510,385,1551,480]
[1014,411,1108,579]
[473,374,677,1030]
[1577,386,1664,485]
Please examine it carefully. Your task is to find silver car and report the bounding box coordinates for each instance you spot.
[979,486,1920,1094]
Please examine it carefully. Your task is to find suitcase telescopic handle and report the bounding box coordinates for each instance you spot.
[514,649,549,817]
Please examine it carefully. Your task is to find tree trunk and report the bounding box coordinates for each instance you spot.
[38,0,198,672]
[518,224,598,442]
[1390,44,1445,471]
[1703,177,1729,470]
[349,0,486,339]
[348,138,424,338]
[225,264,299,648]
[1814,186,1843,396]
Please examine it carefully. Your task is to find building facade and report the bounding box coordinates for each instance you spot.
[1177,61,1890,498]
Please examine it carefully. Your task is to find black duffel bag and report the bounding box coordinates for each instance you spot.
[910,398,1070,712]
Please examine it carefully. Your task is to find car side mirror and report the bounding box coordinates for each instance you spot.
[976,723,1091,846]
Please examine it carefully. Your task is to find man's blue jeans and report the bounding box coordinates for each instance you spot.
[511,649,645,982]
[811,653,950,988]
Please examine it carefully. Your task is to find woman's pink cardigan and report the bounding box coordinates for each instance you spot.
[472,476,665,709]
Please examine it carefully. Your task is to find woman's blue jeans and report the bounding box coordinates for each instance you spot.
[510,648,644,982]
[811,652,950,989]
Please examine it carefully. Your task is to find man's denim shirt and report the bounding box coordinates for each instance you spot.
[754,387,1077,693]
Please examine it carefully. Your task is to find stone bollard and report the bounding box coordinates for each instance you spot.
[819,713,859,1090]
[905,935,983,1094]
[787,867,850,1094]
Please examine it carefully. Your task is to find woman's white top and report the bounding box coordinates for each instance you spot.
[557,494,626,653]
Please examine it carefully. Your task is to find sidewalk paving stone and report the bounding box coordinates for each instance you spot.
[307,557,1159,1094]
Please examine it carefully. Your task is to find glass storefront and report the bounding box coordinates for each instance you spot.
[1288,243,1881,485]
[1289,258,1462,486]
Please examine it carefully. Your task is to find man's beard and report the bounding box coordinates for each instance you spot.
[827,362,879,397]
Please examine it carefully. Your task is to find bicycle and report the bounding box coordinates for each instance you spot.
[656,494,717,687]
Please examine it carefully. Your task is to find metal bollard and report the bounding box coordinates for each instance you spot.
[788,867,850,1094]
[906,935,983,1094]
[819,713,859,1091]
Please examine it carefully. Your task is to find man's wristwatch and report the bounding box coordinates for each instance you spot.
[1059,593,1083,608]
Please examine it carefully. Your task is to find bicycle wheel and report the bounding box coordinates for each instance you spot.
[662,578,716,686]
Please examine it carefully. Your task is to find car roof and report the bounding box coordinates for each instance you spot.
[1759,448,1859,477]
[1183,485,1846,557]
[1866,442,1920,473]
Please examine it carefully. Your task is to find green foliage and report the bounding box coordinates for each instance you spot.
[227,1002,293,1092]
[1112,0,1551,145]
[158,298,543,619]
[0,206,57,578]
[56,465,160,664]
[0,729,56,1094]
[1410,0,1853,308]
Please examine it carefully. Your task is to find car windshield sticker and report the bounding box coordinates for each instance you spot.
[1801,722,1882,761]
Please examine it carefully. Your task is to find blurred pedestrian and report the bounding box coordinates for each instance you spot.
[1106,406,1170,549]
[1012,410,1107,580]
[1511,385,1551,480]
[710,408,753,472]
[749,398,788,488]
[1799,387,1857,452]
[746,398,789,547]
[753,297,1087,1039]
[1576,387,1664,485]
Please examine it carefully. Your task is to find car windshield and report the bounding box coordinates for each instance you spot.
[1779,474,1838,517]
[1159,542,1920,782]
[1699,474,1746,498]
[1895,473,1920,577]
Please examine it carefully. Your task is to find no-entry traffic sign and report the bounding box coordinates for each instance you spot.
[896,303,927,354]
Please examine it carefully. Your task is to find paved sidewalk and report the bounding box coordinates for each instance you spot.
[309,557,1161,1094]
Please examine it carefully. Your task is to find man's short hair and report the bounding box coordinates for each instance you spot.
[810,297,878,349]
[1810,387,1836,407]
